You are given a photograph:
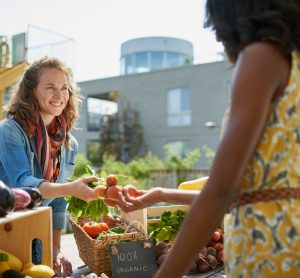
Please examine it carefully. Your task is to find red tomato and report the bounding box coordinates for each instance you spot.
[95,184,107,198]
[82,221,102,239]
[122,184,139,197]
[106,174,118,187]
[105,185,122,207]
[98,222,109,233]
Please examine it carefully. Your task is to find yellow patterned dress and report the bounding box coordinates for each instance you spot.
[225,52,300,277]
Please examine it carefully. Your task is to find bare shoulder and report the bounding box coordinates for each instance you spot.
[240,42,290,72]
[236,42,290,92]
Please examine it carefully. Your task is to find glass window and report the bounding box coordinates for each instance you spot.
[125,55,134,74]
[150,51,163,70]
[167,88,191,127]
[120,55,134,75]
[166,52,180,68]
[135,51,148,73]
[120,57,126,75]
[178,54,192,66]
[87,97,118,131]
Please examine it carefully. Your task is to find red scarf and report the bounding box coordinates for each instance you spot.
[34,115,67,182]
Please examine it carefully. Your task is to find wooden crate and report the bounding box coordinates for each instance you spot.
[0,207,53,267]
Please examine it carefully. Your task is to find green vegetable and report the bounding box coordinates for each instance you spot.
[96,227,126,240]
[148,209,188,243]
[65,165,110,222]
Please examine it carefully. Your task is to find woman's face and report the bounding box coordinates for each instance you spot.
[34,68,69,126]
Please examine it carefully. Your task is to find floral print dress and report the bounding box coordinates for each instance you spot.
[225,52,300,277]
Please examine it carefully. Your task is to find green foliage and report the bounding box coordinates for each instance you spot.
[73,153,93,178]
[163,142,201,170]
[148,209,188,243]
[99,152,164,189]
[65,164,110,222]
[202,144,216,167]
[82,141,212,190]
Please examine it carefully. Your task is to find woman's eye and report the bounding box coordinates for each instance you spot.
[47,87,55,90]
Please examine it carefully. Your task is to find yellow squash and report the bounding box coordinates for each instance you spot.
[178,176,209,190]
[0,249,22,272]
[21,264,55,278]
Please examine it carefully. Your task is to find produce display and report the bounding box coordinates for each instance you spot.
[65,165,110,222]
[72,170,139,239]
[0,249,54,278]
[0,181,15,217]
[65,166,139,222]
[0,181,43,217]
[151,210,224,275]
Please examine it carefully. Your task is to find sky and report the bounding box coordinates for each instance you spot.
[0,0,223,82]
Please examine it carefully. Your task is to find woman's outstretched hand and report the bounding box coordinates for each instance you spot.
[117,187,162,212]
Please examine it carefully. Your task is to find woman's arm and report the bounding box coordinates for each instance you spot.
[155,42,291,277]
[118,187,199,212]
[0,121,98,202]
[38,176,98,202]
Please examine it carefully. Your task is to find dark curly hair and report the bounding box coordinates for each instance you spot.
[204,0,300,63]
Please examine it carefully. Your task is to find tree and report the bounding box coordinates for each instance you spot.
[98,102,147,164]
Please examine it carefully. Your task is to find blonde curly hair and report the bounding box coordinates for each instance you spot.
[6,56,81,148]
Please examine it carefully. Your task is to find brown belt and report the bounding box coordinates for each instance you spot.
[230,187,300,211]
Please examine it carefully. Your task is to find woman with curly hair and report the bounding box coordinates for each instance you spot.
[119,1,300,277]
[0,56,98,276]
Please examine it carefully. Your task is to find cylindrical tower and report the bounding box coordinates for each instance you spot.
[120,37,193,75]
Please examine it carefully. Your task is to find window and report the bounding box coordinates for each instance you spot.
[167,88,191,127]
[135,52,148,73]
[150,51,164,70]
[87,97,118,131]
[120,55,134,75]
[166,52,180,68]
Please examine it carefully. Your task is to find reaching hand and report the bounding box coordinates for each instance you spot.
[70,176,99,202]
[53,247,72,277]
[117,187,162,212]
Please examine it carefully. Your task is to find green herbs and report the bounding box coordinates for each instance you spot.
[96,227,126,240]
[65,165,110,222]
[148,209,188,243]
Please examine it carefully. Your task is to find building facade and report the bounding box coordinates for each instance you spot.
[120,37,193,75]
[75,59,232,167]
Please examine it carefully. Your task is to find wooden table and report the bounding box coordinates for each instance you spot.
[0,207,53,267]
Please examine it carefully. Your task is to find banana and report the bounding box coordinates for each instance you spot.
[178,176,209,190]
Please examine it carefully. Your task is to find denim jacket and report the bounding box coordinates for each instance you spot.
[0,118,77,229]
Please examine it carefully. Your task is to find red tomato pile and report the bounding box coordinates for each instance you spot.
[82,221,109,239]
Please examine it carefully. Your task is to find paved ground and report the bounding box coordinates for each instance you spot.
[61,233,226,278]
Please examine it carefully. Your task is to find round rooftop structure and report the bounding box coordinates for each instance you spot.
[120,37,194,75]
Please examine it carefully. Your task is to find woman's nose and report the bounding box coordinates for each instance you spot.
[53,88,63,97]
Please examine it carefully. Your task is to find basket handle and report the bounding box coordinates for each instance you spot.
[123,220,148,239]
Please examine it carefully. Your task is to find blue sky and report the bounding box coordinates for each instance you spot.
[0,0,223,82]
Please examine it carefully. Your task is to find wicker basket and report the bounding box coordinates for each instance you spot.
[69,217,147,276]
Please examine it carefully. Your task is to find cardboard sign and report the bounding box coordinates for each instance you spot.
[109,240,157,278]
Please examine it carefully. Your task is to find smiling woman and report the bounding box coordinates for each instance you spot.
[0,56,99,277]
[34,68,70,126]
